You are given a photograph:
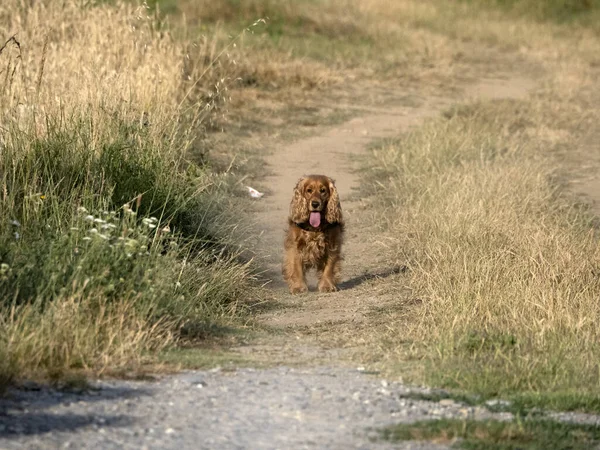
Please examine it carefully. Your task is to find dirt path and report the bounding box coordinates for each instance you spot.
[252,74,535,332]
[0,76,538,450]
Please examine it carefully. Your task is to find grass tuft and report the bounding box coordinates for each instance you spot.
[381,418,600,450]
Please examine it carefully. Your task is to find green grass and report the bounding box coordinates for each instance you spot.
[465,0,600,26]
[398,390,600,416]
[0,110,256,384]
[380,418,600,450]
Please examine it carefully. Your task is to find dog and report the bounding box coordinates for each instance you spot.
[283,175,344,294]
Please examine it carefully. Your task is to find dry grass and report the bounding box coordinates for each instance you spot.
[1,293,174,382]
[360,2,600,409]
[0,1,183,136]
[176,0,485,94]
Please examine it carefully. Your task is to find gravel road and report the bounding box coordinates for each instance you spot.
[0,366,516,450]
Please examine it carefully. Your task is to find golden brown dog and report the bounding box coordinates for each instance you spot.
[283,175,344,294]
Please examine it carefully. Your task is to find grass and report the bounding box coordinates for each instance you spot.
[380,418,600,450]
[398,390,600,417]
[364,95,600,411]
[360,2,600,409]
[158,347,262,370]
[463,0,600,27]
[0,0,259,386]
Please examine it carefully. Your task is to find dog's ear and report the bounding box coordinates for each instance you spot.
[325,178,343,224]
[290,177,309,223]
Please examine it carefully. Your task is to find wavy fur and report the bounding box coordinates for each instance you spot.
[283,175,344,294]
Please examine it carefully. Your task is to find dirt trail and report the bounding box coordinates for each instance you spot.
[253,75,535,331]
[0,76,538,450]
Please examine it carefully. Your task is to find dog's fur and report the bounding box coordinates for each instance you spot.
[283,175,344,294]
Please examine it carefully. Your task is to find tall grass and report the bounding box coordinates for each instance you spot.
[0,0,255,385]
[173,0,470,87]
[367,90,600,406]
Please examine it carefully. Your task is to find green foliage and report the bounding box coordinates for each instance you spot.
[381,418,600,450]
[0,110,254,382]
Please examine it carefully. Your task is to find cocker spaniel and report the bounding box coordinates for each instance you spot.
[283,175,344,294]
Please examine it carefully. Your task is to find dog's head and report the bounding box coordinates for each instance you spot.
[289,175,342,227]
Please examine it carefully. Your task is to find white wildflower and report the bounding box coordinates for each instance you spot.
[10,219,21,227]
[142,217,158,229]
[84,215,95,222]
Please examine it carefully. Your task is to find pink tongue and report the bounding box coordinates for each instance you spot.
[309,212,321,228]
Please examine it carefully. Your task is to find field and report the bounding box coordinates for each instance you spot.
[2,0,600,446]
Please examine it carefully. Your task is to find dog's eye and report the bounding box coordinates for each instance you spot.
[320,187,326,194]
[306,188,313,194]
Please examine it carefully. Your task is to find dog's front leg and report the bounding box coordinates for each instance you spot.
[318,252,340,293]
[284,248,308,294]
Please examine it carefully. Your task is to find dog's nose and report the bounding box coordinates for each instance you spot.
[311,201,320,209]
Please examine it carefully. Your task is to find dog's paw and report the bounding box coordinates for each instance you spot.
[318,279,338,293]
[289,283,308,294]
